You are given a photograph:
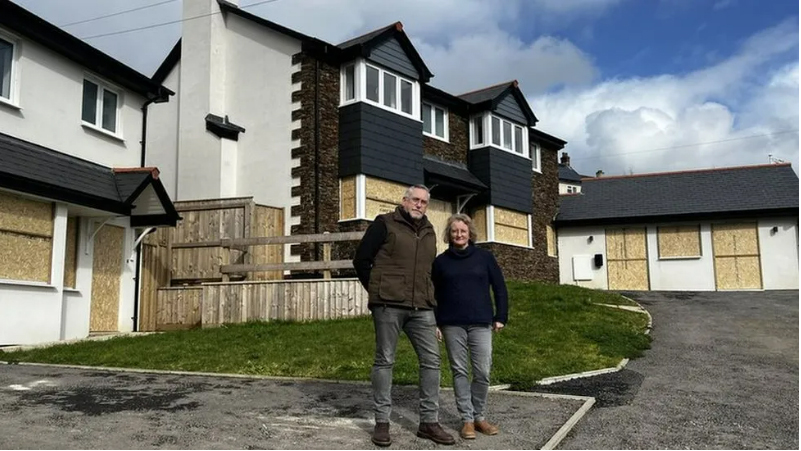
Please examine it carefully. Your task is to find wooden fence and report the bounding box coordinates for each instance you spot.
[138,197,284,331]
[151,230,368,330]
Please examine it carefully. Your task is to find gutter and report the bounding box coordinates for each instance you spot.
[313,57,321,259]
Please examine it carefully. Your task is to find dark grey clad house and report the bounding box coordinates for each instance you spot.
[149,0,567,282]
[554,164,799,291]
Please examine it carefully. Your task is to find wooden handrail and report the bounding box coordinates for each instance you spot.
[170,231,365,249]
[221,260,354,273]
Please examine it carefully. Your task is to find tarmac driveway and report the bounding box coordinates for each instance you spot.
[537,290,799,449]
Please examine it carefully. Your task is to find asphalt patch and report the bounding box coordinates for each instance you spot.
[532,369,645,407]
[15,385,201,416]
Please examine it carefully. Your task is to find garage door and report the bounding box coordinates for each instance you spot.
[606,227,650,290]
[426,199,455,255]
[712,223,762,290]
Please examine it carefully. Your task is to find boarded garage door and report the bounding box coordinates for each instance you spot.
[90,224,124,332]
[712,223,762,290]
[606,227,650,290]
[426,199,455,255]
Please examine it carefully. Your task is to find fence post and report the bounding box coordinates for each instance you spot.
[323,231,331,280]
[221,238,231,282]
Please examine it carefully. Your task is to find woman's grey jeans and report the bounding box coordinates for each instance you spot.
[441,324,493,422]
[371,305,441,423]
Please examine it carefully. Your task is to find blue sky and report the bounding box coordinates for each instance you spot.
[12,0,800,176]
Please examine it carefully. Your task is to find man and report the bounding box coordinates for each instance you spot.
[353,184,455,447]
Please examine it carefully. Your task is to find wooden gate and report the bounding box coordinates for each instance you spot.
[712,223,762,290]
[606,227,649,291]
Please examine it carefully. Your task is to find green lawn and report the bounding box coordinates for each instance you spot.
[2,281,650,390]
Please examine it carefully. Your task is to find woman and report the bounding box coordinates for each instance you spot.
[432,213,508,440]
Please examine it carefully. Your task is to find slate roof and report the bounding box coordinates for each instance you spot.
[2,0,171,100]
[558,165,583,182]
[457,81,513,104]
[337,23,399,49]
[555,164,799,226]
[423,155,487,192]
[0,132,179,225]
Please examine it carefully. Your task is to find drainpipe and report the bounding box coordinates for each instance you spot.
[132,94,166,332]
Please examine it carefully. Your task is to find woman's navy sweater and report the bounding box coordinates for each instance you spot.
[432,244,508,326]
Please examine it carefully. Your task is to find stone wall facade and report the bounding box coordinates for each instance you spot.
[422,111,468,165]
[289,53,342,263]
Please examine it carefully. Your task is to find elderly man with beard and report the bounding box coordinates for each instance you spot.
[353,184,455,447]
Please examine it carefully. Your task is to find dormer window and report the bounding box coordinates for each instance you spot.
[340,59,419,119]
[470,113,529,157]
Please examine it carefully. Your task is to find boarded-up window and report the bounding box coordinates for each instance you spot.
[494,207,529,247]
[63,217,79,288]
[365,177,406,219]
[546,225,557,257]
[0,191,54,283]
[340,177,357,220]
[472,206,487,242]
[658,225,701,258]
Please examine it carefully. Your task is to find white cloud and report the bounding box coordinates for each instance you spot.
[531,20,799,176]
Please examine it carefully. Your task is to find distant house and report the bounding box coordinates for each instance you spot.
[0,1,178,346]
[558,152,583,194]
[554,163,799,291]
[146,0,568,282]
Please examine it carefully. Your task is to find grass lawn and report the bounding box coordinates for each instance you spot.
[2,281,651,390]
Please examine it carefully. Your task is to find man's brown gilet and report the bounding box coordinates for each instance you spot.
[367,207,437,309]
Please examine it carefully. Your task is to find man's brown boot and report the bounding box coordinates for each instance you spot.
[372,422,391,447]
[460,422,476,439]
[474,420,499,435]
[417,422,456,445]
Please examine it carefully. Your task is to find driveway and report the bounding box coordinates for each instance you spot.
[537,290,799,449]
[0,363,586,449]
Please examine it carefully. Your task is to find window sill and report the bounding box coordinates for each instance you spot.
[475,240,533,250]
[471,144,532,160]
[658,256,702,261]
[63,287,81,293]
[0,96,21,111]
[0,279,57,289]
[81,122,124,142]
[423,132,449,143]
[343,99,421,123]
[338,217,370,224]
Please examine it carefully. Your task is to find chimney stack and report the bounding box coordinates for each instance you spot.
[595,170,604,177]
[560,152,570,167]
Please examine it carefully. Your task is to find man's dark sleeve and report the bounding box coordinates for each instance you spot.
[353,217,387,290]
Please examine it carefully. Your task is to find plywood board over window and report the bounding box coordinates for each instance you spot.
[472,206,487,242]
[546,225,557,257]
[365,177,406,219]
[426,199,454,255]
[339,177,357,220]
[0,191,54,283]
[494,207,529,247]
[63,217,79,288]
[658,225,701,258]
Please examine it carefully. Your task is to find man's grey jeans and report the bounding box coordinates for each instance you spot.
[441,324,493,422]
[371,305,441,423]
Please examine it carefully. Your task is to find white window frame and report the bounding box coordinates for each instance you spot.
[469,112,530,159]
[339,58,419,120]
[477,205,533,249]
[422,102,449,142]
[531,142,542,173]
[81,75,123,139]
[0,29,21,109]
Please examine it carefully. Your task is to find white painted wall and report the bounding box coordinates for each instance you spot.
[557,225,607,289]
[0,199,139,345]
[758,217,799,290]
[558,217,800,291]
[646,223,716,291]
[0,27,145,169]
[146,62,181,199]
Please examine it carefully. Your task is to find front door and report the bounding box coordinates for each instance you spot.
[90,224,124,332]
